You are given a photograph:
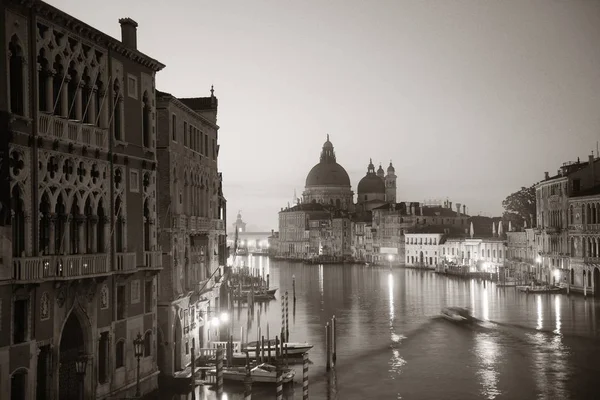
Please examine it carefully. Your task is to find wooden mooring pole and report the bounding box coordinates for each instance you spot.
[216,347,224,397]
[293,274,296,302]
[332,315,337,364]
[285,291,290,342]
[325,322,331,371]
[302,352,309,400]
[275,356,283,400]
[244,351,252,400]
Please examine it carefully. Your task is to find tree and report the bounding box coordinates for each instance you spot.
[502,185,536,229]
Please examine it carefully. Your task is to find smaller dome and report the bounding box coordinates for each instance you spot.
[323,134,333,150]
[376,164,385,177]
[387,161,395,173]
[358,174,385,194]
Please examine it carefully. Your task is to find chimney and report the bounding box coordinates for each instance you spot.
[462,204,466,215]
[544,171,549,180]
[410,204,415,215]
[119,18,138,49]
[405,202,411,215]
[449,201,452,211]
[455,203,461,217]
[419,205,423,216]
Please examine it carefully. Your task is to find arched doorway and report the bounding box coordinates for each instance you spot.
[594,268,600,296]
[11,369,27,400]
[173,314,182,372]
[419,251,424,266]
[59,312,85,400]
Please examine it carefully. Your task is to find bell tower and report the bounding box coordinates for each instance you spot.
[385,161,397,203]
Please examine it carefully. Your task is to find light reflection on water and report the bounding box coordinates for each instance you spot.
[161,258,600,400]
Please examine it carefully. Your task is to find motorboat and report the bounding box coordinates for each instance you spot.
[207,363,295,384]
[245,340,313,356]
[441,307,472,322]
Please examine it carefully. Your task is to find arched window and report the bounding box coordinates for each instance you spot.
[144,331,152,357]
[67,61,78,119]
[55,194,66,254]
[39,193,51,254]
[84,198,93,253]
[144,199,151,251]
[115,197,124,253]
[9,35,25,116]
[70,199,80,254]
[569,205,574,224]
[97,199,105,252]
[52,55,63,116]
[142,91,151,147]
[95,77,104,127]
[38,48,49,112]
[115,340,125,368]
[113,79,122,140]
[11,185,25,257]
[82,68,92,123]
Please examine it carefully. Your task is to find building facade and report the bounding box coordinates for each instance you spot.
[155,90,226,379]
[2,2,165,399]
[506,229,536,283]
[534,156,600,286]
[405,233,444,268]
[567,187,600,294]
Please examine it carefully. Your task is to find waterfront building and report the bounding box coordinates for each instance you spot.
[155,90,227,380]
[567,184,600,293]
[440,218,506,273]
[371,201,469,265]
[506,229,536,282]
[534,155,600,285]
[1,1,166,398]
[405,232,444,268]
[351,212,374,262]
[267,231,279,257]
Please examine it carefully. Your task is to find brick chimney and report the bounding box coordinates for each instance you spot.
[544,171,549,180]
[119,18,138,49]
[449,201,453,211]
[455,203,461,217]
[462,204,466,215]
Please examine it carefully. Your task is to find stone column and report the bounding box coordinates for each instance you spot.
[45,73,54,113]
[61,78,70,117]
[103,216,110,254]
[88,87,97,125]
[48,213,56,255]
[75,82,83,120]
[24,214,32,256]
[90,216,98,253]
[77,215,85,254]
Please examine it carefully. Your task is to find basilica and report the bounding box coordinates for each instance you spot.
[302,135,397,212]
[278,136,398,261]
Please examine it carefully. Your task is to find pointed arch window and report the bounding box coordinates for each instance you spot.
[9,35,25,116]
[39,193,51,254]
[142,91,151,148]
[67,61,78,119]
[113,79,123,140]
[82,69,92,123]
[52,55,64,116]
[54,195,66,255]
[144,331,152,357]
[144,199,151,251]
[97,200,105,253]
[38,49,49,112]
[69,199,80,254]
[115,197,125,253]
[11,186,25,257]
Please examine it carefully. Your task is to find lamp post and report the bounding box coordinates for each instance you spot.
[133,333,145,398]
[387,254,393,271]
[74,351,88,400]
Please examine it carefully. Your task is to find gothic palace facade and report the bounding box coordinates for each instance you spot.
[0,1,227,399]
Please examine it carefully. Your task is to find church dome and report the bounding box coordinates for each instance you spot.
[358,159,385,194]
[305,135,351,187]
[387,162,395,174]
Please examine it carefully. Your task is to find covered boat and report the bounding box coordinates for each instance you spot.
[207,363,295,384]
[245,340,313,356]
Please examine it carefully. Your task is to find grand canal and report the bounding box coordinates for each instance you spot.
[162,256,600,400]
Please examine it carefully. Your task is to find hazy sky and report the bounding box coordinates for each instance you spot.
[48,0,600,231]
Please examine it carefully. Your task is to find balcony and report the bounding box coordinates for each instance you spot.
[212,219,225,232]
[115,252,136,273]
[38,113,108,151]
[196,217,210,233]
[13,254,109,282]
[584,257,600,264]
[143,250,163,270]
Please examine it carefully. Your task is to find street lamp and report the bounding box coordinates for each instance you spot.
[74,351,88,400]
[133,333,145,398]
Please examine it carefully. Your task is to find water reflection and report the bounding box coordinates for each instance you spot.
[161,261,600,399]
[474,333,501,399]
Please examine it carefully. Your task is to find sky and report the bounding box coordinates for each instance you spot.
[47,0,600,231]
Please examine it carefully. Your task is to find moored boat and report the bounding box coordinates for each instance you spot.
[207,363,295,383]
[245,340,313,356]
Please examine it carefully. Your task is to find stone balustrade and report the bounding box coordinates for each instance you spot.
[115,252,136,272]
[38,113,108,151]
[13,253,109,282]
[144,250,163,269]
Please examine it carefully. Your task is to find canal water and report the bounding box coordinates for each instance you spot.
[163,256,600,400]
